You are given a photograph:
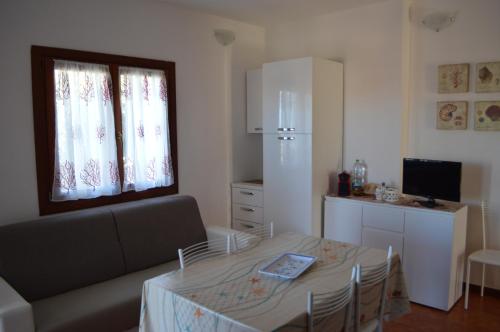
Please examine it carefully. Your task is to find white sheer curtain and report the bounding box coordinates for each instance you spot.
[52,60,121,201]
[120,67,174,192]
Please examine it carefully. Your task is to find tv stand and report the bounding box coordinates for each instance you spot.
[324,195,468,311]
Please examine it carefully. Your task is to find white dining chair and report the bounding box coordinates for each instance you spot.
[355,246,393,332]
[465,200,500,309]
[233,222,274,251]
[307,266,356,332]
[178,234,233,269]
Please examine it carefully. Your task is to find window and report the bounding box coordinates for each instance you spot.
[31,46,178,215]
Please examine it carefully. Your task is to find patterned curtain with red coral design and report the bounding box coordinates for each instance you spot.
[119,67,174,192]
[52,60,121,201]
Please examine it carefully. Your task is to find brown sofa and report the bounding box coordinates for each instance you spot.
[0,195,232,332]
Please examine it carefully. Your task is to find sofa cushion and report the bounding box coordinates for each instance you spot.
[111,195,207,273]
[32,260,178,332]
[0,210,126,302]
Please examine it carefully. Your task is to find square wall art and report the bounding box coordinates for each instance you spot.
[476,62,500,93]
[475,101,500,131]
[438,63,469,93]
[437,101,468,130]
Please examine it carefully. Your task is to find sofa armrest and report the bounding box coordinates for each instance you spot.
[204,225,259,251]
[0,277,34,332]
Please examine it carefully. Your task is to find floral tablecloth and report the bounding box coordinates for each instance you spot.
[139,233,410,332]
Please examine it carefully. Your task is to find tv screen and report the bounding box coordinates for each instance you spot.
[403,158,462,202]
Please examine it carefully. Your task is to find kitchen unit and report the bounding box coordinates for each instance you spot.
[263,57,343,237]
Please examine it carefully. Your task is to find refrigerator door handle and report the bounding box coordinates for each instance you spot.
[277,127,295,132]
[278,136,295,141]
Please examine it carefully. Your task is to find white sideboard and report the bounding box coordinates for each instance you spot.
[231,182,264,231]
[324,196,467,311]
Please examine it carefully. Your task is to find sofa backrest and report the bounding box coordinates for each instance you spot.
[0,209,126,302]
[111,195,207,273]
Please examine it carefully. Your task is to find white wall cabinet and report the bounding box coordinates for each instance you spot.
[246,69,263,134]
[324,196,468,311]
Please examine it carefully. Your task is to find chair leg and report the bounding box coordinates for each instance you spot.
[465,259,471,310]
[481,264,485,297]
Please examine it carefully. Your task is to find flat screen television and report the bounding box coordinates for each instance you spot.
[402,158,462,207]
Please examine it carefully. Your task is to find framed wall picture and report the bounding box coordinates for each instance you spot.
[476,62,500,92]
[437,101,468,130]
[475,101,500,131]
[438,63,469,93]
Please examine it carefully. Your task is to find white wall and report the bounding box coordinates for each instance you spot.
[266,0,405,186]
[410,0,500,289]
[0,0,265,227]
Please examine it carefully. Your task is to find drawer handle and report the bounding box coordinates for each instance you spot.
[241,223,255,229]
[254,127,263,131]
[240,207,255,212]
[278,127,295,132]
[278,136,295,140]
[240,191,254,196]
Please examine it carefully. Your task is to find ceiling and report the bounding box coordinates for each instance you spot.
[159,0,391,27]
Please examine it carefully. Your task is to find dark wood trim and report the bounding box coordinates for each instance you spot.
[110,64,125,188]
[31,45,178,215]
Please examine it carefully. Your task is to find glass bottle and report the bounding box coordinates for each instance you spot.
[352,159,367,195]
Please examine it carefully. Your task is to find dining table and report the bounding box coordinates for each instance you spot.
[139,232,410,332]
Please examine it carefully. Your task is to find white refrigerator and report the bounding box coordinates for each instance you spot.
[263,57,343,237]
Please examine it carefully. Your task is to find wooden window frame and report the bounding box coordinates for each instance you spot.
[31,45,178,215]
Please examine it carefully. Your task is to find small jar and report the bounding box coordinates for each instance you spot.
[375,185,385,201]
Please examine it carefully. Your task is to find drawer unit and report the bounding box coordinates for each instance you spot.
[362,205,404,233]
[233,204,263,224]
[233,219,261,232]
[232,187,263,207]
[231,182,264,230]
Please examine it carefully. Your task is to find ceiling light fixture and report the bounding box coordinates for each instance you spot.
[422,11,457,32]
[214,29,235,46]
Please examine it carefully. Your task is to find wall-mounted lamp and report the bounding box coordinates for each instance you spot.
[422,11,457,32]
[214,29,235,46]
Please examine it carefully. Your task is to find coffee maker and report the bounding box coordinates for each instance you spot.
[337,172,351,197]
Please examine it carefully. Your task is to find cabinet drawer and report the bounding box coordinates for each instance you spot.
[232,188,263,207]
[362,205,404,233]
[233,204,263,224]
[233,219,261,232]
[362,227,404,259]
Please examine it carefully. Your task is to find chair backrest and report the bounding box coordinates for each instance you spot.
[178,234,232,269]
[233,222,274,251]
[481,200,488,250]
[355,245,393,332]
[307,266,356,332]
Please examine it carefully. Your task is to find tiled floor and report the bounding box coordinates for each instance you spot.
[385,289,500,332]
